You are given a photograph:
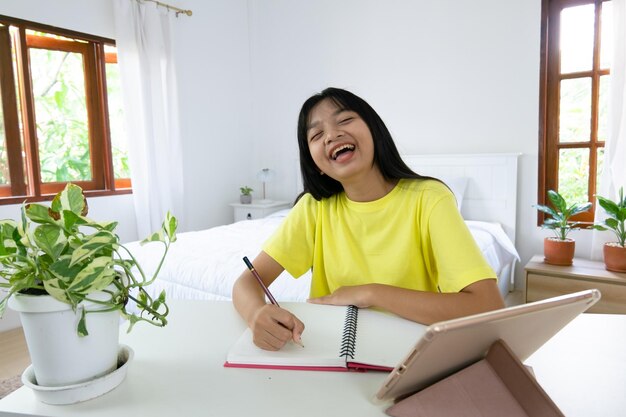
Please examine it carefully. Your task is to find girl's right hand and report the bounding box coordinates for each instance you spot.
[249,304,305,351]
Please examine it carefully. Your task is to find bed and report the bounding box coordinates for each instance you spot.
[124,153,520,302]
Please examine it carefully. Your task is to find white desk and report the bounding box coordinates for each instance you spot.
[0,301,625,417]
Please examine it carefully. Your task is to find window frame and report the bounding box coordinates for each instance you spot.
[0,15,130,205]
[538,0,609,225]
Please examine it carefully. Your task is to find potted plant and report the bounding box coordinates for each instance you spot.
[0,183,176,389]
[240,186,253,204]
[535,190,592,266]
[593,186,626,272]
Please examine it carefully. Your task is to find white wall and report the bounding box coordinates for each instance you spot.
[171,0,253,231]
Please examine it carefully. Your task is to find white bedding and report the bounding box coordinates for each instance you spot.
[125,209,519,302]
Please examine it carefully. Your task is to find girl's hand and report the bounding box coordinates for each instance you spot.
[307,285,374,308]
[249,304,305,351]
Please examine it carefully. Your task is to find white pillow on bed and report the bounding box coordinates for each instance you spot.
[438,176,468,211]
[266,208,291,218]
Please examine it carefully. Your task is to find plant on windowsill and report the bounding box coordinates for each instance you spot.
[535,190,592,266]
[0,183,177,395]
[240,186,253,204]
[593,186,626,272]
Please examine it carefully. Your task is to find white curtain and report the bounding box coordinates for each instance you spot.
[112,0,185,239]
[591,0,626,259]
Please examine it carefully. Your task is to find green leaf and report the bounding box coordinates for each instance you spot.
[58,183,86,216]
[42,277,71,304]
[50,192,62,214]
[535,205,560,220]
[67,256,116,294]
[597,196,619,216]
[25,204,56,225]
[605,218,619,230]
[568,202,592,216]
[77,307,89,337]
[547,190,567,213]
[164,212,177,242]
[70,231,118,267]
[33,224,66,260]
[126,314,140,333]
[49,256,84,281]
[542,218,559,226]
[140,231,164,245]
[94,221,118,232]
[0,296,7,317]
[0,221,18,256]
[61,210,89,231]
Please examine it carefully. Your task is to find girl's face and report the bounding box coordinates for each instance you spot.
[306,98,377,184]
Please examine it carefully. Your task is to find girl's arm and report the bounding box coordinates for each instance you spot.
[307,278,504,325]
[232,251,304,349]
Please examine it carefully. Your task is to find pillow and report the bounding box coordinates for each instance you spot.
[265,208,291,219]
[439,176,468,212]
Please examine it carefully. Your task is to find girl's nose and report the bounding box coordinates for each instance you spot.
[324,128,343,145]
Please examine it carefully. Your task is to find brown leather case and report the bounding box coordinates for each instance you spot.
[385,339,564,417]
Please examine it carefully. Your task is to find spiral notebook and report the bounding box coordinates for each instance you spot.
[224,303,427,372]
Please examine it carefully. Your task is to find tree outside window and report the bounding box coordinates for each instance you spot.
[0,15,130,204]
[539,0,612,224]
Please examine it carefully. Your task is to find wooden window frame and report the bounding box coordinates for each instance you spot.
[538,0,609,225]
[0,15,130,205]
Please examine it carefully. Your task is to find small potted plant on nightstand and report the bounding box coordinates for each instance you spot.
[240,186,253,204]
[535,190,592,266]
[593,186,626,272]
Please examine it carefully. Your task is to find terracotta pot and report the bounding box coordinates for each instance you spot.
[603,243,626,273]
[544,237,575,266]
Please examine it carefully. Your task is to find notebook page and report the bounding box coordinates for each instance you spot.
[352,309,427,369]
[226,303,349,368]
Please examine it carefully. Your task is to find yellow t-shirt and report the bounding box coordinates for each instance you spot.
[262,178,496,298]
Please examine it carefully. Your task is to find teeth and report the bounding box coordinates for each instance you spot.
[331,144,355,160]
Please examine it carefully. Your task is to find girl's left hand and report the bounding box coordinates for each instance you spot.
[307,285,373,308]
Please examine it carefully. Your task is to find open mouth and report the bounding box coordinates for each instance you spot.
[330,144,355,160]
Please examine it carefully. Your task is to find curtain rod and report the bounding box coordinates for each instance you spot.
[142,0,192,17]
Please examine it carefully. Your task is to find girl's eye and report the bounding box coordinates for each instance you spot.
[339,117,353,124]
[309,132,322,142]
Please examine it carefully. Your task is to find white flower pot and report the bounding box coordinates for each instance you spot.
[9,293,120,387]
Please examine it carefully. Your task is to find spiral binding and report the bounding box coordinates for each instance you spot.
[339,305,359,360]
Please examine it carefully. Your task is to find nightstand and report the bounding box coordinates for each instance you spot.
[229,200,291,222]
[525,255,626,314]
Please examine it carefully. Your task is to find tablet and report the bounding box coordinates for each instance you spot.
[375,289,601,402]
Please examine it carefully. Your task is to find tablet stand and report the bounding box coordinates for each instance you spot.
[385,339,564,417]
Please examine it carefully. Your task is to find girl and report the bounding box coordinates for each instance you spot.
[233,88,504,351]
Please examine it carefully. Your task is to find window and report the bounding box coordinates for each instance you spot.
[539,0,612,223]
[0,15,130,204]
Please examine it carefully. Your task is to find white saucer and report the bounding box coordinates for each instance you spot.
[21,344,134,405]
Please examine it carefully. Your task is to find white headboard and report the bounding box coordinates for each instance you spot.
[402,153,520,244]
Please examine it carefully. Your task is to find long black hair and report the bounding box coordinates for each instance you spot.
[297,87,428,200]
